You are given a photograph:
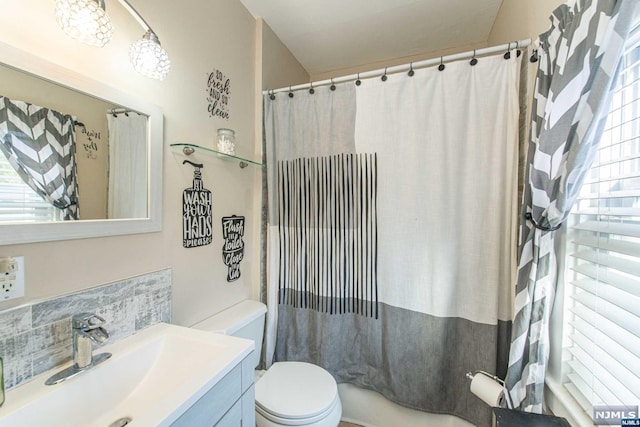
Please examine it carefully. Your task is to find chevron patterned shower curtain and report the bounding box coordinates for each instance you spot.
[504,0,639,412]
[0,96,80,220]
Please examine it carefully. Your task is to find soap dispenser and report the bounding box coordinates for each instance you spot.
[182,160,212,248]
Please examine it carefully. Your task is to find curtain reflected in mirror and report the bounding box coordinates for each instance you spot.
[0,95,79,221]
[107,111,148,219]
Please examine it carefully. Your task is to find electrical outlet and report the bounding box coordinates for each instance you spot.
[0,256,24,301]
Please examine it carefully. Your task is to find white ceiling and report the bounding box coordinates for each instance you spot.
[239,0,504,75]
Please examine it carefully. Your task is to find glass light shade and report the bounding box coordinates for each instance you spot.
[55,0,113,47]
[129,31,171,80]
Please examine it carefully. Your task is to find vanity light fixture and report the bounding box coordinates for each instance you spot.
[54,0,171,80]
[118,0,171,80]
[55,0,113,47]
[129,29,171,80]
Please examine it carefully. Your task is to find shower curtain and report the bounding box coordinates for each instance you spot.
[107,113,148,219]
[264,53,521,426]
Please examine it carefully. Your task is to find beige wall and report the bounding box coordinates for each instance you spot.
[305,0,564,83]
[260,20,309,90]
[488,0,565,47]
[0,0,259,328]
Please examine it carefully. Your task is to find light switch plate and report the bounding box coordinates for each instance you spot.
[0,256,24,301]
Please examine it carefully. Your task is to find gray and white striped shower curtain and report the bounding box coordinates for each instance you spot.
[264,52,522,426]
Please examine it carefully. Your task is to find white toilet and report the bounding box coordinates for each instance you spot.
[193,300,342,427]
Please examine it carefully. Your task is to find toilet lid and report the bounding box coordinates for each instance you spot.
[255,361,338,420]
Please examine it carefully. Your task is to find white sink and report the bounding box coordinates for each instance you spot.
[0,323,253,427]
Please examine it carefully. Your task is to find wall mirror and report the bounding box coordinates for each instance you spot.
[0,41,163,245]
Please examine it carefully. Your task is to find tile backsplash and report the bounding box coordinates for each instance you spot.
[0,269,171,390]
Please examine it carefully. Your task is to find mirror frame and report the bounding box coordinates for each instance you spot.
[0,41,163,245]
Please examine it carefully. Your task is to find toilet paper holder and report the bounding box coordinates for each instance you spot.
[465,370,513,409]
[465,370,504,385]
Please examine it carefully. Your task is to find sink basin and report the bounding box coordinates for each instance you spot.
[0,323,253,427]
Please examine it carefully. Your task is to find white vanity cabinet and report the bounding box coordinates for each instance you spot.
[171,352,256,427]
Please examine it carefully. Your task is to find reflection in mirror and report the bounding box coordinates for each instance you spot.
[0,62,149,222]
[0,41,163,245]
[106,109,148,219]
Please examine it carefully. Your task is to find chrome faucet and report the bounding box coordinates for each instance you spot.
[45,312,112,385]
[72,313,110,369]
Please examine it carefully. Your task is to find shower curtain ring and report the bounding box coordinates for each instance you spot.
[516,40,522,57]
[470,50,478,66]
[309,82,315,94]
[330,79,336,91]
[288,86,294,98]
[504,42,512,60]
[530,49,539,63]
[355,73,361,86]
[269,90,276,100]
[438,57,445,71]
[381,67,388,81]
[408,63,415,77]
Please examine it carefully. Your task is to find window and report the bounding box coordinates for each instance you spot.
[0,152,60,223]
[563,28,640,416]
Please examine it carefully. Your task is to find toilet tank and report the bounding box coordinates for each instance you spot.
[192,300,267,369]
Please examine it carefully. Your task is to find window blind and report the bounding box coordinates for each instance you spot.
[564,27,640,414]
[0,152,59,223]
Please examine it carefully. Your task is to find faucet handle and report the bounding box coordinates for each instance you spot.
[72,313,106,330]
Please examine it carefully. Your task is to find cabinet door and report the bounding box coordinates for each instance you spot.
[171,365,241,427]
[241,385,256,427]
[241,352,255,393]
[216,400,242,427]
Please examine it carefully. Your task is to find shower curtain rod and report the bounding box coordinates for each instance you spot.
[108,108,141,116]
[264,38,531,95]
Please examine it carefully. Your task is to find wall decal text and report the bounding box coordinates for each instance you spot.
[80,127,101,159]
[207,69,231,120]
[222,215,245,282]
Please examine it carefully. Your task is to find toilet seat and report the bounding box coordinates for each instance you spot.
[255,361,340,426]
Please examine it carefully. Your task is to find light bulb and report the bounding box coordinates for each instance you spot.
[55,0,113,47]
[129,31,171,80]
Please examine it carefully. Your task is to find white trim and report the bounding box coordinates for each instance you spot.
[545,377,593,427]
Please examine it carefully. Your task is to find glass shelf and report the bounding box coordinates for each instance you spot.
[170,143,263,168]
